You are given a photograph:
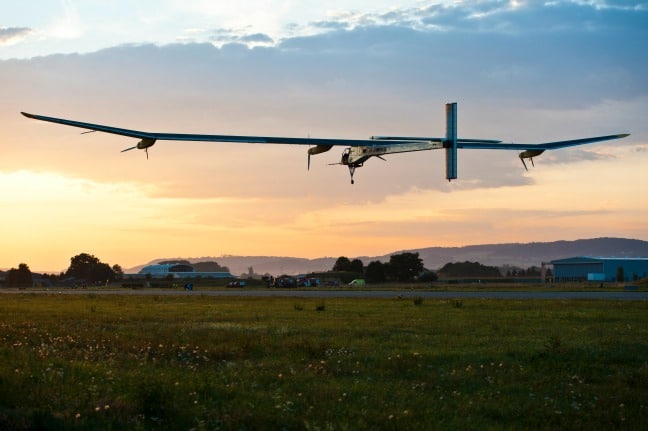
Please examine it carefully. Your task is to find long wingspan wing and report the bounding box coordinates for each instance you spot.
[21,112,411,147]
[456,134,630,150]
[24,111,627,150]
[372,136,502,144]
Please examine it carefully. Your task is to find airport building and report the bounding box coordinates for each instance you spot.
[133,263,234,279]
[551,257,648,282]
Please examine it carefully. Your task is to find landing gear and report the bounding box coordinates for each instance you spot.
[338,147,364,184]
[348,165,356,184]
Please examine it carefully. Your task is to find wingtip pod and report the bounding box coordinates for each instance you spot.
[618,133,630,139]
[21,112,36,119]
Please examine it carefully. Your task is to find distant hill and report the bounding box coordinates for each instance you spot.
[399,237,648,270]
[125,237,648,276]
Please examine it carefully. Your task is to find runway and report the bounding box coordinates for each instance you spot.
[2,288,647,301]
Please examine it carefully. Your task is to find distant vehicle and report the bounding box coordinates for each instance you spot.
[227,280,246,288]
[274,276,296,288]
[348,279,366,287]
[296,277,320,287]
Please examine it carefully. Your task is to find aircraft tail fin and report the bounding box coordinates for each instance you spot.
[445,102,458,180]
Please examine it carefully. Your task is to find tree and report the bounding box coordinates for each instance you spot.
[65,253,115,283]
[438,261,501,278]
[365,261,387,283]
[349,259,364,274]
[5,263,32,287]
[112,264,124,281]
[333,256,352,272]
[388,252,424,282]
[418,270,438,282]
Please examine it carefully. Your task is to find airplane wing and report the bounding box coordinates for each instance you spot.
[372,136,503,144]
[456,134,630,151]
[20,112,409,147]
[21,103,630,183]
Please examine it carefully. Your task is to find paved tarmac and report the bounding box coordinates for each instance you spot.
[2,288,647,300]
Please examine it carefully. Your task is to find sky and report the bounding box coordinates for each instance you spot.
[1,0,647,273]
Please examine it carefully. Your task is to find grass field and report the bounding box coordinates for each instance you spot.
[1,293,646,430]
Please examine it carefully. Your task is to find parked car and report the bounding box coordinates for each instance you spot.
[227,280,246,288]
[348,279,366,287]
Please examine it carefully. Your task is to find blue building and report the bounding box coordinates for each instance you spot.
[551,257,648,282]
[132,263,234,279]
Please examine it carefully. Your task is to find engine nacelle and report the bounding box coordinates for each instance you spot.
[519,149,545,170]
[519,149,545,159]
[308,144,333,156]
[137,138,156,149]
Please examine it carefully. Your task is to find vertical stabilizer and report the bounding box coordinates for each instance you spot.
[445,102,458,180]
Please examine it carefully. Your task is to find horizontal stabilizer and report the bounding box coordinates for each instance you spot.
[372,136,501,144]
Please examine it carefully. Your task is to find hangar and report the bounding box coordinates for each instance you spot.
[551,257,648,282]
[135,263,234,279]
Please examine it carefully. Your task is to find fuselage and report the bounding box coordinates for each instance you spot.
[345,141,444,166]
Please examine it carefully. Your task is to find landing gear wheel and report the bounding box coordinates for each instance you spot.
[348,165,356,185]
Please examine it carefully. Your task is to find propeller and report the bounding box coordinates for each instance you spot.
[121,138,156,159]
[121,145,149,159]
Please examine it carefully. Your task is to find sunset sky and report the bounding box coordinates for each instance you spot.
[1,1,646,272]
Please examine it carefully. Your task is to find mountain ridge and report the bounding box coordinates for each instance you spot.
[125,237,648,276]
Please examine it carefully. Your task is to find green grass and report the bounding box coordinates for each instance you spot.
[0,294,646,430]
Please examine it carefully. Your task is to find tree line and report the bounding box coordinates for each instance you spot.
[330,255,552,283]
[2,253,123,288]
[3,252,556,288]
[332,252,435,283]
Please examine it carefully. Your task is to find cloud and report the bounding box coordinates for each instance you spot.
[162,1,648,53]
[238,33,274,44]
[204,28,274,47]
[0,27,32,45]
[297,0,647,38]
[1,1,646,273]
[2,3,644,204]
